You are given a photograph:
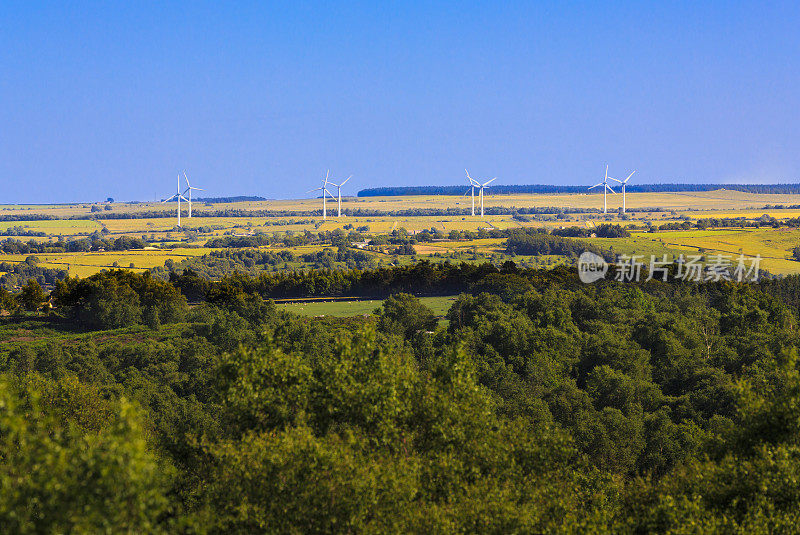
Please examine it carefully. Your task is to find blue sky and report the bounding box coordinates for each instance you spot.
[1,1,799,202]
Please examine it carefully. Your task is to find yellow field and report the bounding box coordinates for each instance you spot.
[1,248,211,278]
[3,188,800,220]
[587,229,800,275]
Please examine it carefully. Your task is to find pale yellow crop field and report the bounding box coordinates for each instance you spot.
[676,209,800,219]
[1,248,212,278]
[413,238,506,255]
[4,189,800,221]
[0,219,101,233]
[588,229,800,275]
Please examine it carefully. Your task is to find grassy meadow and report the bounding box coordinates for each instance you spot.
[276,295,457,319]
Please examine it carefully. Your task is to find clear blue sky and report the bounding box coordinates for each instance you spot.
[2,1,799,203]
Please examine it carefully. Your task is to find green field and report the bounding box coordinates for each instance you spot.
[276,295,457,319]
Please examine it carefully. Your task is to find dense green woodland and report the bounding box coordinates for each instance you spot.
[3,264,800,532]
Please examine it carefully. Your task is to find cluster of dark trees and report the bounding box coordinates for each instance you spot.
[781,216,800,228]
[695,216,779,229]
[205,228,369,249]
[50,270,187,329]
[151,247,380,282]
[655,221,696,231]
[66,235,148,252]
[392,243,417,255]
[0,214,62,222]
[298,247,379,270]
[164,260,505,301]
[0,238,66,254]
[0,257,67,291]
[0,225,47,237]
[505,229,615,259]
[1,263,800,530]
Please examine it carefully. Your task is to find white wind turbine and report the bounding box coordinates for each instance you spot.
[589,165,616,214]
[307,170,335,220]
[476,175,497,218]
[327,175,351,218]
[182,171,204,218]
[464,170,480,216]
[609,170,635,214]
[162,173,190,226]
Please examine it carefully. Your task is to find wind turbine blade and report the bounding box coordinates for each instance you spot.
[469,177,480,186]
[606,185,616,194]
[605,164,608,181]
[184,171,190,188]
[588,183,603,189]
[608,177,622,184]
[340,175,351,186]
[306,187,323,194]
[465,169,471,180]
[624,171,636,183]
[483,177,497,186]
[162,194,178,203]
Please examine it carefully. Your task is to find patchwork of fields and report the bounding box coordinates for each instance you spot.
[2,190,800,280]
[587,228,800,275]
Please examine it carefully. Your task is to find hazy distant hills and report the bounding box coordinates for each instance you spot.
[357,184,800,197]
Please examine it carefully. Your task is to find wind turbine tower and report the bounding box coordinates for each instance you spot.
[588,165,616,214]
[327,175,351,218]
[465,170,479,216]
[307,170,335,220]
[182,171,204,218]
[475,176,497,218]
[610,170,635,214]
[162,173,190,226]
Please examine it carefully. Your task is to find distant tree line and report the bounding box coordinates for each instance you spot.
[0,235,148,255]
[358,183,800,196]
[166,261,540,301]
[192,195,267,203]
